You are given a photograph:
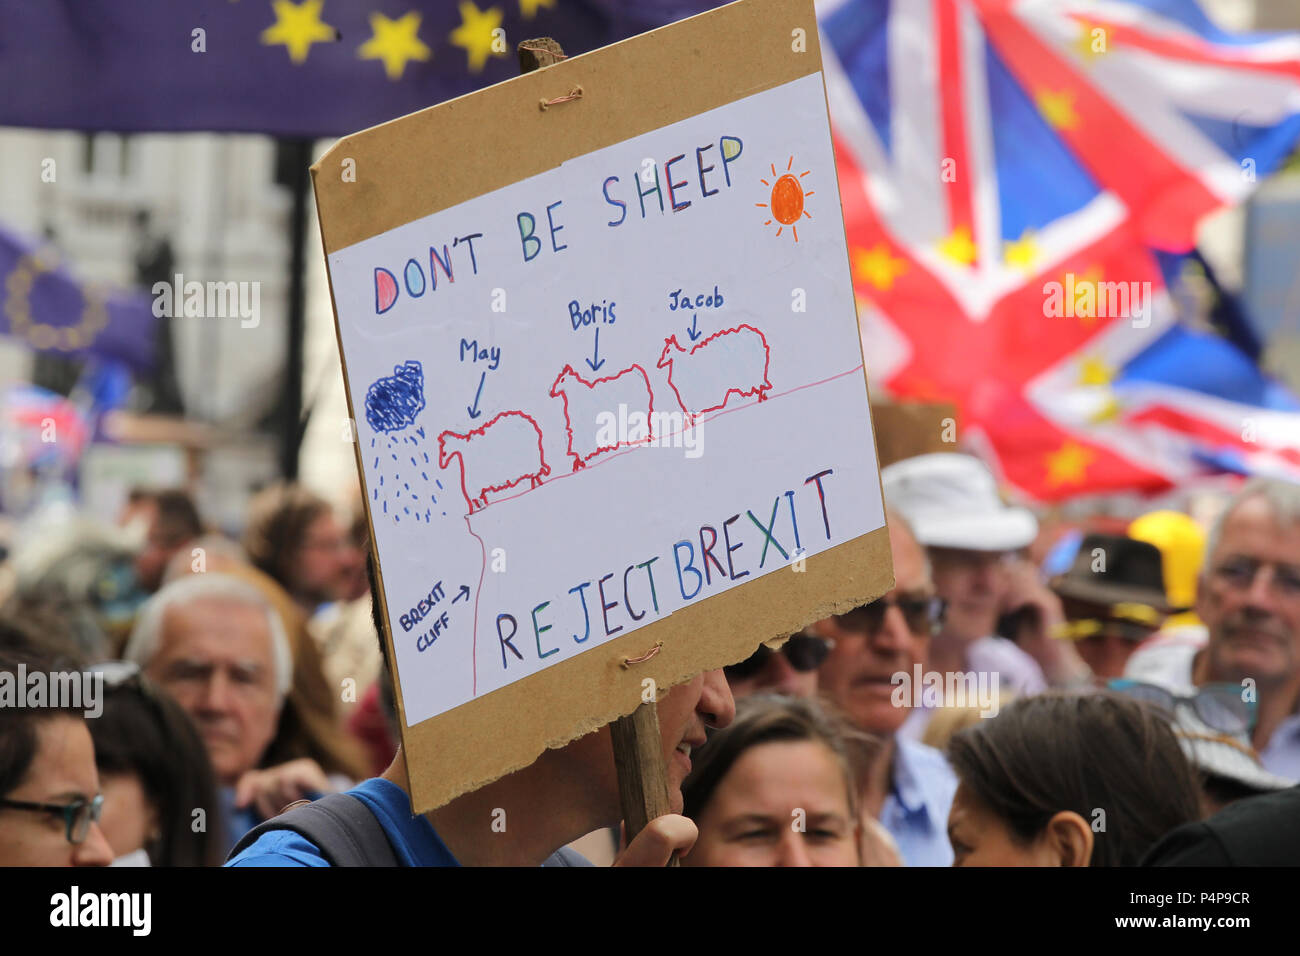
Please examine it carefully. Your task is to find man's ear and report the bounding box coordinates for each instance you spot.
[1042,811,1094,867]
[1193,571,1211,624]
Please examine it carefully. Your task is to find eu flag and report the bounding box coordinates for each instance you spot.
[0,0,723,137]
[0,227,157,372]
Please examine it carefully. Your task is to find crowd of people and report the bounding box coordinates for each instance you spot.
[1,452,1298,866]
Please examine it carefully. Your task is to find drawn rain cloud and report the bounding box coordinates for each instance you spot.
[364,360,443,524]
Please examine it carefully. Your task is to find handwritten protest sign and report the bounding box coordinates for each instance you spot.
[313,0,893,812]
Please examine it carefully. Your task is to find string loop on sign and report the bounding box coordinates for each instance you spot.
[540,86,583,110]
[621,641,663,668]
[518,41,568,61]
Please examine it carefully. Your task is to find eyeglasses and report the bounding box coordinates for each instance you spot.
[0,793,105,844]
[833,594,946,637]
[1107,679,1257,734]
[725,634,832,680]
[1211,557,1300,598]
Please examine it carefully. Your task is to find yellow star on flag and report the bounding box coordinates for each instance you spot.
[1004,231,1040,273]
[1088,396,1123,424]
[1077,354,1115,386]
[1045,440,1095,488]
[450,1,507,73]
[853,243,909,292]
[1036,89,1080,131]
[519,0,556,18]
[937,225,977,266]
[261,0,336,64]
[359,11,432,80]
[1059,265,1104,324]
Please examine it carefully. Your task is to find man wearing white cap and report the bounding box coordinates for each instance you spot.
[882,454,1048,738]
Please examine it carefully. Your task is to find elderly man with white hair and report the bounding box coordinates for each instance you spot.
[124,573,337,850]
[1125,477,1300,781]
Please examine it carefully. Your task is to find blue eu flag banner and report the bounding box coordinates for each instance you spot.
[0,0,722,136]
[0,227,157,372]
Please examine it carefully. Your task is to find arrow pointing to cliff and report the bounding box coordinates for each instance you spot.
[586,327,606,373]
[467,372,486,419]
[453,584,470,604]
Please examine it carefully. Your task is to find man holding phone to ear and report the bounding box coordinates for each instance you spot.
[880,454,1051,743]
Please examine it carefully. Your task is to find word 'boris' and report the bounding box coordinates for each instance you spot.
[493,468,834,670]
[569,298,616,328]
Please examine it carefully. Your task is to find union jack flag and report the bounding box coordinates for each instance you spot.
[819,0,1300,500]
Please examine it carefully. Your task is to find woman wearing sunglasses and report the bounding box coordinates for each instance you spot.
[722,632,831,699]
[0,637,114,867]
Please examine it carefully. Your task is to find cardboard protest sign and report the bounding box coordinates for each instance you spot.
[313,0,893,812]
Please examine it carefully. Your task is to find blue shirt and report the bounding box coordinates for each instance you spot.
[219,786,262,856]
[1258,714,1300,781]
[880,738,958,867]
[226,777,460,867]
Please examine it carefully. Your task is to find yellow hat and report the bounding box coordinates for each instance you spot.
[1128,511,1205,611]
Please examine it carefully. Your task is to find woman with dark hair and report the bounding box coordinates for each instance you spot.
[89,662,223,866]
[681,694,865,867]
[0,632,114,867]
[945,692,1202,866]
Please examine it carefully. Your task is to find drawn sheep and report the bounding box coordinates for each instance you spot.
[656,324,772,421]
[437,411,550,514]
[549,363,656,471]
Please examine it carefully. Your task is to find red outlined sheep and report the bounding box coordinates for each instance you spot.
[549,363,656,471]
[437,411,550,514]
[656,324,772,421]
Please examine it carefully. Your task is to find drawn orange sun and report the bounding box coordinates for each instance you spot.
[756,156,814,241]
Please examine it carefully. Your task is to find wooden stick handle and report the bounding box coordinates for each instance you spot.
[610,703,678,866]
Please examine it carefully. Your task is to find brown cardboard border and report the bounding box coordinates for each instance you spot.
[312,0,894,812]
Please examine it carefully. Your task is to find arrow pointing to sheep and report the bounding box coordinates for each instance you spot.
[467,372,486,419]
[687,313,701,342]
[586,327,606,373]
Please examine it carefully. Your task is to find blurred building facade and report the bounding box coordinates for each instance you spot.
[0,129,359,527]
